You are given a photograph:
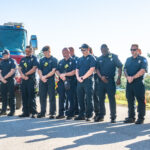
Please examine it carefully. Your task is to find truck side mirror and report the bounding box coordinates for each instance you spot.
[30,35,38,50]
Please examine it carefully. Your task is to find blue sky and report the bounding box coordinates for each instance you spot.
[0,0,150,67]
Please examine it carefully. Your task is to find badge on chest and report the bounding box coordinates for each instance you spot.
[44,62,48,67]
[64,64,69,69]
[24,62,28,68]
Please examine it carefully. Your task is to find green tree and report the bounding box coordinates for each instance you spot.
[144,74,150,90]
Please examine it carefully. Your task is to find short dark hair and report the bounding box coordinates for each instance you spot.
[26,45,32,51]
[131,44,139,49]
[101,44,108,50]
[68,47,74,51]
[62,47,69,52]
[42,46,50,52]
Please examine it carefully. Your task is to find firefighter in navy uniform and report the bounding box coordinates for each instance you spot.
[124,44,148,124]
[75,44,96,121]
[37,46,57,119]
[88,47,100,120]
[68,47,79,115]
[96,44,122,123]
[18,46,38,118]
[56,48,76,119]
[0,49,16,116]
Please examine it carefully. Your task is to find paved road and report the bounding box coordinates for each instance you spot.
[0,100,150,150]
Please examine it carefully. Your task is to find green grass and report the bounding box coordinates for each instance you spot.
[105,90,150,110]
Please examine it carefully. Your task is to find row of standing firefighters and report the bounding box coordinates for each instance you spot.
[0,43,148,124]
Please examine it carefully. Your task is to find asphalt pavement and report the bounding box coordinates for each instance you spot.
[0,99,150,150]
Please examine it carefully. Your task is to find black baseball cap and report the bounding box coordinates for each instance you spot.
[42,46,50,52]
[79,43,89,49]
[2,49,10,56]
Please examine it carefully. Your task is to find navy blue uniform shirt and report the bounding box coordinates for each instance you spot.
[19,55,38,78]
[57,57,76,80]
[77,54,96,77]
[72,55,79,69]
[38,56,57,79]
[124,55,148,81]
[97,53,122,79]
[0,58,16,79]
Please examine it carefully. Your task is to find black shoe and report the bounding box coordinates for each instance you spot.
[74,116,85,120]
[31,114,37,118]
[74,111,79,116]
[124,117,135,123]
[49,115,55,119]
[111,119,116,123]
[0,111,7,116]
[37,113,45,118]
[7,112,15,116]
[66,116,73,120]
[85,117,93,121]
[94,116,104,122]
[19,113,30,117]
[135,119,144,124]
[56,115,65,119]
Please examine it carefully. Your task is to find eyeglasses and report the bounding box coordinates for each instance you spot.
[130,49,137,51]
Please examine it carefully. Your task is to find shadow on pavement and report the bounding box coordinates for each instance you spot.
[0,116,150,150]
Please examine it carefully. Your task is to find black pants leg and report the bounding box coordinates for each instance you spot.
[97,81,106,118]
[106,80,116,120]
[39,81,48,115]
[77,82,85,117]
[134,81,145,119]
[73,79,79,115]
[66,80,74,117]
[1,82,8,112]
[93,79,100,116]
[126,83,136,119]
[48,79,56,115]
[84,79,94,118]
[21,80,29,115]
[8,79,15,113]
[27,78,37,115]
[58,81,65,116]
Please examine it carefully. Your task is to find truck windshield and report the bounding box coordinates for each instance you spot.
[0,29,27,54]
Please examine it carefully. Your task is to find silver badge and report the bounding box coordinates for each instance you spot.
[138,60,141,63]
[69,62,72,65]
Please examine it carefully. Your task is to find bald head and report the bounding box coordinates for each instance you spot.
[62,48,70,60]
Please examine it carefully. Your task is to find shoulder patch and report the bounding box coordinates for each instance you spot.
[143,59,147,63]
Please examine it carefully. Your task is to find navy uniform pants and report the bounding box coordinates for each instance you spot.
[126,81,145,120]
[73,79,79,115]
[39,78,56,115]
[21,78,37,115]
[97,79,116,120]
[58,80,74,117]
[77,78,94,118]
[93,75,100,116]
[1,78,15,113]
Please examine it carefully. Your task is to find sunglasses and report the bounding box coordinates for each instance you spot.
[81,48,88,52]
[130,49,137,51]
